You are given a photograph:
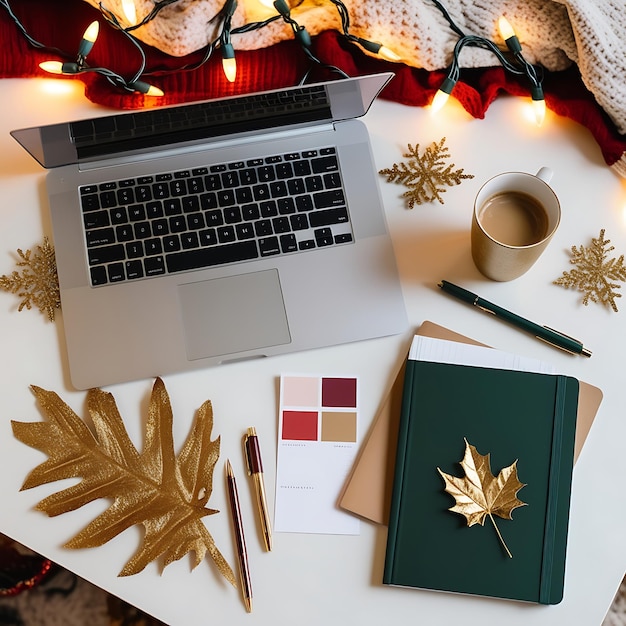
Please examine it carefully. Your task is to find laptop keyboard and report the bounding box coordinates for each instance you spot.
[80,146,353,286]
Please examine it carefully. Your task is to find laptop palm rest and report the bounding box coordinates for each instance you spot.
[178,269,291,361]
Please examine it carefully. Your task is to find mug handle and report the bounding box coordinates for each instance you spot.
[536,167,553,184]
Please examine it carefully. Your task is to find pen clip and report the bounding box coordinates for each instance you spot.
[538,326,579,355]
[543,326,581,344]
[243,427,263,476]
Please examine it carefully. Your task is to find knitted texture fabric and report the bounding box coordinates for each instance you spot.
[82,0,626,135]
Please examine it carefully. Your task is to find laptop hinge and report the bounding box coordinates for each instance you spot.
[77,122,336,172]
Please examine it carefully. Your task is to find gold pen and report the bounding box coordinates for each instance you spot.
[225,459,252,613]
[244,427,273,551]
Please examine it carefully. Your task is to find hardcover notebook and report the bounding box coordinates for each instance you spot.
[383,336,579,605]
[11,72,407,389]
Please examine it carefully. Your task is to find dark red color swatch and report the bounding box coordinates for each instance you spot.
[321,377,357,408]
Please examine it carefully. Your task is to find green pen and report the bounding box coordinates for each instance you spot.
[438,280,592,357]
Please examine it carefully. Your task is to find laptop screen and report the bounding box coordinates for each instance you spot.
[70,84,331,160]
[11,72,393,169]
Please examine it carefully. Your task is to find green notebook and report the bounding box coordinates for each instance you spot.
[383,356,579,605]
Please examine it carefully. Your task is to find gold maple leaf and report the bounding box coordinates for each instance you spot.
[0,237,60,321]
[554,229,626,312]
[11,378,235,584]
[437,438,527,558]
[379,137,473,208]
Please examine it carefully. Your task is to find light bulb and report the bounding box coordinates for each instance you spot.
[498,16,521,54]
[532,98,546,126]
[531,85,546,126]
[498,16,516,41]
[145,85,165,97]
[39,61,79,74]
[78,21,99,58]
[83,21,99,43]
[39,61,64,75]
[430,89,450,113]
[221,43,237,82]
[430,77,456,114]
[122,0,137,25]
[129,80,165,96]
[222,57,237,82]
[355,38,400,62]
[377,45,401,62]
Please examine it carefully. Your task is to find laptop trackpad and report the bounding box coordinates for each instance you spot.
[178,269,291,361]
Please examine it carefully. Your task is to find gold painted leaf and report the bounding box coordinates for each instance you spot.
[11,378,235,584]
[437,438,526,558]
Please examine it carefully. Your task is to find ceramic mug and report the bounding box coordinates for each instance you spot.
[471,168,560,281]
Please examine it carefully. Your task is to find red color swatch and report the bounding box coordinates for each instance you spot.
[282,411,318,441]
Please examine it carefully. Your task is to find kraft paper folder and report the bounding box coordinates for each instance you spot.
[338,320,603,526]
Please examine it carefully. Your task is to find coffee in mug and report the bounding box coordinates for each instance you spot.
[471,168,560,281]
[478,191,549,247]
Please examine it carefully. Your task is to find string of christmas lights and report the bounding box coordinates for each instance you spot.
[429,0,545,125]
[0,0,400,96]
[0,0,545,124]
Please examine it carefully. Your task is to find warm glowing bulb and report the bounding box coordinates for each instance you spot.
[122,0,137,25]
[78,21,100,58]
[430,77,456,114]
[498,16,516,41]
[222,57,237,83]
[129,80,165,96]
[258,0,274,6]
[221,43,237,82]
[39,61,79,74]
[146,85,164,97]
[39,61,64,75]
[430,89,450,113]
[532,98,546,126]
[83,21,100,44]
[378,45,401,62]
[222,57,237,82]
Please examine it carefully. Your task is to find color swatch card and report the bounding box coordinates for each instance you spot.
[274,375,360,535]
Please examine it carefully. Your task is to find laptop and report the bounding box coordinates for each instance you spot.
[12,72,407,390]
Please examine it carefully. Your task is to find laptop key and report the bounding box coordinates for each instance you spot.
[259,237,280,257]
[110,207,128,224]
[313,190,346,209]
[181,233,200,249]
[81,194,100,211]
[309,207,349,228]
[90,266,108,285]
[311,155,339,173]
[108,263,125,283]
[88,244,125,265]
[280,234,297,253]
[84,210,110,229]
[166,240,259,272]
[335,233,353,244]
[86,228,116,247]
[126,260,144,279]
[144,256,166,276]
[314,228,334,247]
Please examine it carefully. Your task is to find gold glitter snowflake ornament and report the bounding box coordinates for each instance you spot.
[0,237,60,321]
[554,229,626,312]
[379,137,474,208]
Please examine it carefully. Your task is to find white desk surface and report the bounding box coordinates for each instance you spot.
[0,77,624,625]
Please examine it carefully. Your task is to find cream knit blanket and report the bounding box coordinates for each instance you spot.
[87,0,626,137]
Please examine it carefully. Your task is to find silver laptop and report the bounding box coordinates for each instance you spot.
[12,72,407,389]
